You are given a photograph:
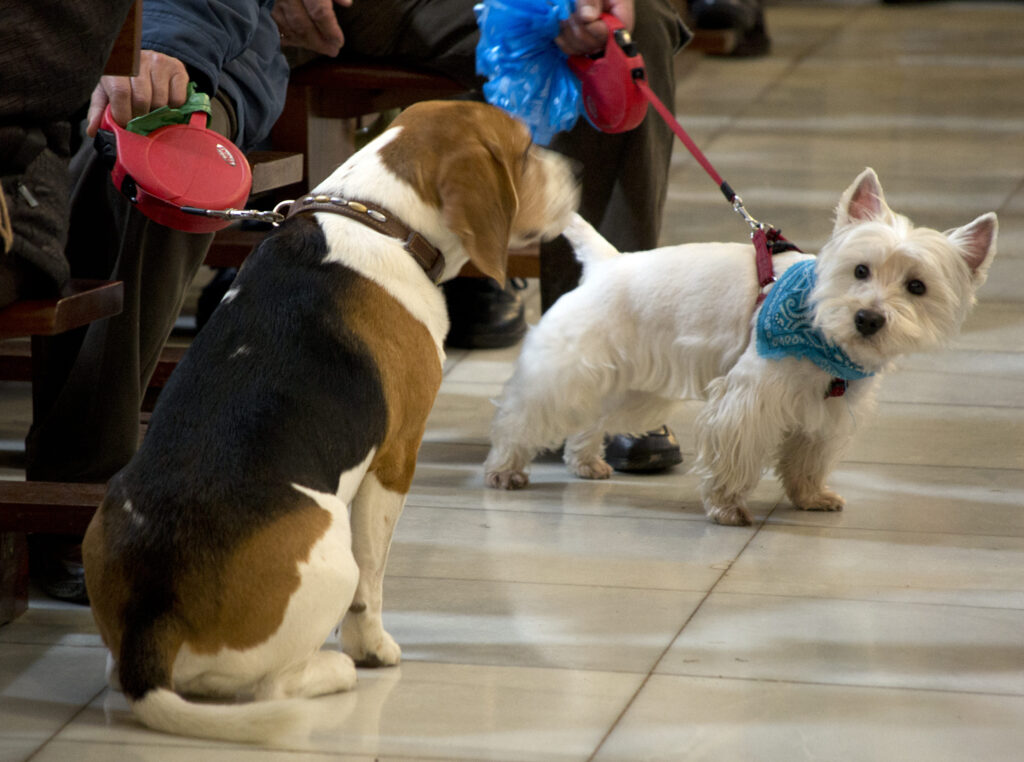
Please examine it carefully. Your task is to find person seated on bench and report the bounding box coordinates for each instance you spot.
[24,0,290,603]
[0,1,136,310]
[274,0,690,473]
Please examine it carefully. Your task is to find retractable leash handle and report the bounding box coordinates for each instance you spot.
[96,104,256,233]
[567,15,649,133]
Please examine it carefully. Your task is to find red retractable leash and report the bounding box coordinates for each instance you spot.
[95,104,276,233]
[568,15,801,301]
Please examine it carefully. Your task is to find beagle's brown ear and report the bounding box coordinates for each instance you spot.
[437,143,518,286]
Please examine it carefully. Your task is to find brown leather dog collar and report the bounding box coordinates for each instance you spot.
[286,194,446,283]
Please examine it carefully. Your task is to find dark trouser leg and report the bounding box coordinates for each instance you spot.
[542,0,687,311]
[24,148,213,483]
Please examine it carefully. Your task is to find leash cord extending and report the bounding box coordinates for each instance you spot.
[631,72,800,298]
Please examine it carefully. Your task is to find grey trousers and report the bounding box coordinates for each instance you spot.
[333,0,689,309]
[24,99,236,483]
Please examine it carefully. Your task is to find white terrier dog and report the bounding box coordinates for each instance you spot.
[484,168,997,525]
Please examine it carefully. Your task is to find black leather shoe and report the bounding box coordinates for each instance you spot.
[29,534,89,605]
[604,426,683,473]
[689,0,771,57]
[443,277,527,349]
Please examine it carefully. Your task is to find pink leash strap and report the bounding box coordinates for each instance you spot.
[632,76,797,300]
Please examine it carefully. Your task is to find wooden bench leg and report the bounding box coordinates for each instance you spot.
[0,280,123,624]
[0,532,29,625]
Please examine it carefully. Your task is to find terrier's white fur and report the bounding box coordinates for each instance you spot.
[484,169,997,525]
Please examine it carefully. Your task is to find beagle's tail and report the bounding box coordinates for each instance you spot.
[118,614,306,744]
[562,213,621,274]
[130,688,308,745]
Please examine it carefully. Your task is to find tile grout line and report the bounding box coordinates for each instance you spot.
[585,499,783,761]
[23,684,109,761]
[996,174,1024,216]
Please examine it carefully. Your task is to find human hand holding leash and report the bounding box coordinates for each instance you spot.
[555,0,634,56]
[86,50,190,137]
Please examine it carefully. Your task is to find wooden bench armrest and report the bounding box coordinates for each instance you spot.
[0,481,105,534]
[0,280,123,339]
[247,151,304,195]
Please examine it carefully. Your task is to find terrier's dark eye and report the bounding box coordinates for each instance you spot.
[854,264,870,279]
[907,279,926,296]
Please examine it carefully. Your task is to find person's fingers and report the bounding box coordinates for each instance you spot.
[273,0,318,47]
[303,0,345,54]
[556,15,607,56]
[144,51,190,110]
[146,58,171,112]
[129,66,154,118]
[606,0,635,31]
[103,76,135,129]
[274,0,345,55]
[85,84,111,138]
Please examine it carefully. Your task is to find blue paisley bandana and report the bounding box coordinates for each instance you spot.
[756,259,875,381]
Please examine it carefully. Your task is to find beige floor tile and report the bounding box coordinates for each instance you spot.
[657,591,1024,694]
[386,503,759,592]
[769,461,1024,536]
[0,600,102,648]
[846,401,1024,470]
[595,674,1024,762]
[33,741,343,762]
[0,644,108,760]
[717,523,1024,608]
[381,576,703,673]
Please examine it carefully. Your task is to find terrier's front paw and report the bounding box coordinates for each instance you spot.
[570,458,613,480]
[705,503,753,526]
[792,488,846,512]
[486,469,529,490]
[342,621,402,668]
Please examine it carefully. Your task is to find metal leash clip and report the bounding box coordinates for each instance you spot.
[731,194,765,234]
[180,206,287,225]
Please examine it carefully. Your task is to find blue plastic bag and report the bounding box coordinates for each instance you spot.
[475,0,582,145]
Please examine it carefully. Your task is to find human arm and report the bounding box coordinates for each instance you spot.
[555,0,635,56]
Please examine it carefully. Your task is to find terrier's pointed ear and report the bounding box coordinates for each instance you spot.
[835,168,888,231]
[948,212,998,283]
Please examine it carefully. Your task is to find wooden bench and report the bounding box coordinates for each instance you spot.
[0,280,124,624]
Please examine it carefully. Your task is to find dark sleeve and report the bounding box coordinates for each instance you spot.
[141,0,288,150]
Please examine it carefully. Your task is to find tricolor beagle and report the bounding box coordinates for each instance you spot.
[82,101,578,743]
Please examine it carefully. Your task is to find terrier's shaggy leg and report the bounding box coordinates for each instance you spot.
[484,398,554,489]
[564,426,612,480]
[694,376,782,526]
[777,429,847,512]
[484,439,535,490]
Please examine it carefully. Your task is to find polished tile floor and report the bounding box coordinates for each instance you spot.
[2,1,1023,760]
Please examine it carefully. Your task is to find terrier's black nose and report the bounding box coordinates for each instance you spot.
[855,309,886,337]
